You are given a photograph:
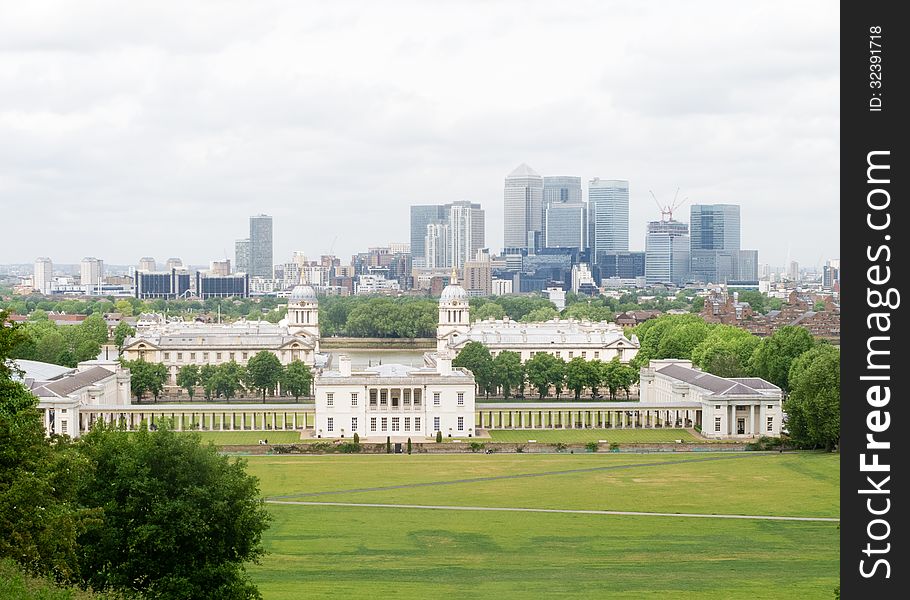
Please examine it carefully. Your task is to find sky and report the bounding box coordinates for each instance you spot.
[0,0,839,269]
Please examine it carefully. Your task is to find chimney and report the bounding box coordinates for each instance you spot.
[437,353,453,376]
[339,355,352,377]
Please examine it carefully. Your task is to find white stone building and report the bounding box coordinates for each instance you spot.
[122,285,324,389]
[314,354,476,440]
[639,359,782,438]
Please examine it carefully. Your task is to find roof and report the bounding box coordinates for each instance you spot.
[507,163,540,178]
[453,319,637,349]
[11,359,74,382]
[655,363,779,397]
[32,366,115,398]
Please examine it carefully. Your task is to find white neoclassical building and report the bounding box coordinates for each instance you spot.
[314,354,476,440]
[639,359,783,438]
[435,273,639,363]
[122,285,326,390]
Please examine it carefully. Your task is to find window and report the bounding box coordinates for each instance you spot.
[457,392,464,406]
[433,392,441,407]
[202,352,209,361]
[380,390,388,406]
[352,417,358,431]
[216,353,222,360]
[767,405,774,410]
[351,393,358,406]
[326,393,334,407]
[714,417,721,432]
[164,352,170,360]
[767,417,774,432]
[61,420,67,433]
[404,417,411,431]
[594,352,599,359]
[190,352,196,360]
[370,389,378,406]
[327,418,334,432]
[555,351,561,357]
[715,405,721,410]
[177,353,183,361]
[415,417,421,431]
[404,389,411,406]
[242,352,248,360]
[581,352,586,359]
[229,352,235,361]
[414,389,421,405]
[392,417,400,432]
[370,417,377,432]
[568,352,573,359]
[433,417,440,431]
[457,416,464,431]
[381,417,388,431]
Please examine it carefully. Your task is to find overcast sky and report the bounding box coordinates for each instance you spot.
[1,0,838,269]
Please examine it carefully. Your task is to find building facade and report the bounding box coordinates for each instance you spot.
[135,268,191,299]
[410,205,448,268]
[448,201,485,270]
[249,214,273,278]
[503,163,544,252]
[589,178,630,260]
[34,257,53,295]
[80,257,104,294]
[645,219,690,285]
[235,238,250,273]
[195,272,250,298]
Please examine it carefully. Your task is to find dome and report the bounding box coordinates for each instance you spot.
[289,285,317,302]
[440,283,467,303]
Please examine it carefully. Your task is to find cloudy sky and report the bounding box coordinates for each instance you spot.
[1,0,838,269]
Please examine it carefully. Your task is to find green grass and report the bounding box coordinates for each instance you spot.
[243,453,840,599]
[487,428,700,443]
[0,559,119,599]
[189,431,304,445]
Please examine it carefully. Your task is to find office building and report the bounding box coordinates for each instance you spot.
[195,272,250,298]
[138,257,156,272]
[504,164,544,252]
[80,257,104,295]
[448,201,485,269]
[410,206,448,268]
[589,178,630,262]
[249,214,273,278]
[425,223,451,269]
[595,251,645,280]
[690,204,740,251]
[135,269,192,299]
[738,250,759,282]
[235,238,250,273]
[823,260,840,289]
[545,199,586,251]
[210,260,231,276]
[34,257,53,295]
[464,250,492,297]
[645,220,690,286]
[543,176,583,207]
[787,260,800,282]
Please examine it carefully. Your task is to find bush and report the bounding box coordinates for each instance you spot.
[554,442,568,452]
[310,441,334,453]
[436,430,443,443]
[407,438,412,455]
[469,441,485,453]
[353,432,360,444]
[609,442,620,452]
[515,444,526,453]
[745,436,783,451]
[338,441,361,454]
[585,441,599,452]
[386,436,392,454]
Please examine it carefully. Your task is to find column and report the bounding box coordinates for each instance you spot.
[519,411,525,428]
[759,403,767,437]
[729,405,734,436]
[748,404,755,436]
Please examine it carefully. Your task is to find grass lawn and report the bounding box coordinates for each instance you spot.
[487,428,700,443]
[189,431,304,445]
[243,453,840,599]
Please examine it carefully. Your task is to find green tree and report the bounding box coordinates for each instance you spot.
[520,306,560,323]
[492,351,523,399]
[435,430,443,443]
[784,345,840,451]
[213,362,246,400]
[122,358,167,402]
[281,360,313,400]
[525,353,557,398]
[749,326,815,390]
[113,299,134,317]
[75,423,271,597]
[199,364,218,401]
[80,314,109,346]
[452,342,494,397]
[112,321,135,352]
[472,302,506,322]
[407,438,412,455]
[737,291,766,314]
[176,364,201,400]
[246,351,283,401]
[386,436,392,453]
[586,360,604,398]
[549,357,566,399]
[691,325,760,378]
[565,357,592,399]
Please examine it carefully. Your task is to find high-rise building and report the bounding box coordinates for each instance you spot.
[448,201,485,270]
[738,250,759,281]
[503,164,544,252]
[588,178,630,262]
[210,260,231,276]
[464,250,492,297]
[135,268,191,299]
[138,257,156,272]
[545,200,586,251]
[165,258,183,271]
[235,238,250,273]
[410,205,448,268]
[34,257,53,295]
[249,214,273,278]
[787,260,800,282]
[195,272,250,298]
[543,176,583,247]
[80,257,104,294]
[690,204,740,251]
[595,252,645,280]
[645,220,690,286]
[823,260,840,289]
[425,223,451,269]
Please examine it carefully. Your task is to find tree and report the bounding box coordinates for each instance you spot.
[472,302,506,322]
[691,325,760,378]
[435,430,442,443]
[784,345,840,451]
[452,342,494,397]
[600,359,621,400]
[199,364,218,401]
[386,436,392,453]
[176,364,201,400]
[549,357,566,399]
[407,438,412,455]
[737,291,766,314]
[113,299,134,317]
[75,423,271,597]
[281,360,313,400]
[749,326,815,391]
[246,351,283,401]
[586,360,604,398]
[213,362,245,400]
[492,351,523,399]
[520,306,560,323]
[525,353,557,399]
[122,358,167,402]
[112,321,135,352]
[565,357,592,400]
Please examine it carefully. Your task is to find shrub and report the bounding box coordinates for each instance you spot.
[353,432,360,444]
[554,442,568,452]
[310,441,333,453]
[386,436,392,454]
[338,441,361,454]
[469,441,485,453]
[585,441,599,452]
[407,438,412,454]
[609,442,620,452]
[436,430,443,443]
[515,444,526,453]
[746,436,783,451]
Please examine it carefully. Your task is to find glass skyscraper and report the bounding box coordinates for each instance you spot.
[645,220,690,285]
[503,164,543,252]
[249,214,273,278]
[588,178,629,262]
[410,205,448,268]
[690,204,740,251]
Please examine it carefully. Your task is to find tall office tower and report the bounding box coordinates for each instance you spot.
[235,238,250,273]
[34,257,53,295]
[787,260,800,282]
[464,250,493,296]
[588,178,630,263]
[448,201,485,269]
[503,164,543,252]
[410,205,448,268]
[210,260,231,276]
[645,220,690,285]
[138,257,156,272]
[689,204,747,284]
[165,258,183,271]
[425,223,451,269]
[249,214,273,278]
[543,176,583,246]
[737,250,759,281]
[545,200,587,251]
[822,259,840,288]
[80,257,104,294]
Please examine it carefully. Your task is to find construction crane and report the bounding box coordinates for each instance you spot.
[649,188,689,221]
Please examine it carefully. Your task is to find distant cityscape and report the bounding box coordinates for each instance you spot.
[4,164,839,301]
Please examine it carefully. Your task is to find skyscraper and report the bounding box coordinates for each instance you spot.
[688,204,756,283]
[545,201,586,251]
[80,257,104,295]
[645,220,690,285]
[410,205,448,268]
[34,257,53,295]
[249,214,273,278]
[588,178,630,262]
[543,176,583,248]
[138,257,156,272]
[503,164,543,252]
[425,223,451,269]
[235,239,250,273]
[448,201,485,269]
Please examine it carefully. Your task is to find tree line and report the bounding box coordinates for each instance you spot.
[452,342,639,401]
[7,311,110,367]
[0,310,271,598]
[123,351,314,402]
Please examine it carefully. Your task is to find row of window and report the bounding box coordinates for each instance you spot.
[160,350,301,362]
[327,391,465,407]
[324,416,466,433]
[713,416,775,432]
[525,350,603,360]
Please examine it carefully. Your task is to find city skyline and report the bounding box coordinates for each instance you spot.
[1,1,838,267]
